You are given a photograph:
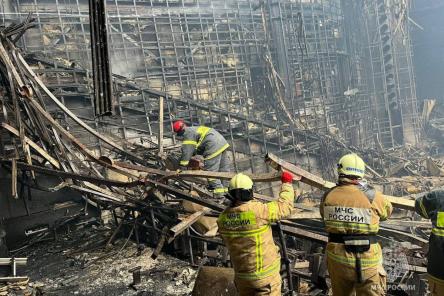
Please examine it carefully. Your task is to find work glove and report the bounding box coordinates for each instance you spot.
[281,171,293,183]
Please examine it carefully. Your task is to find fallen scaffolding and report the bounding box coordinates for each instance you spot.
[0,19,434,295]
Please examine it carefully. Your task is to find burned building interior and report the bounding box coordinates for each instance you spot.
[0,0,443,295]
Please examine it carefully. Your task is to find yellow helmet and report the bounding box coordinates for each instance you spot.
[229,173,253,190]
[337,153,366,178]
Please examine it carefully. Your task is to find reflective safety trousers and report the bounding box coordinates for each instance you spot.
[235,272,282,296]
[326,242,384,270]
[320,184,393,268]
[415,191,444,280]
[179,126,229,166]
[428,274,444,296]
[217,183,295,281]
[328,254,387,296]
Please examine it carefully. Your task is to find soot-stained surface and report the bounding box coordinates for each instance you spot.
[19,226,196,296]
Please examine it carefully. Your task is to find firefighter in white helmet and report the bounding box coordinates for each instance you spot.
[217,171,296,295]
[320,153,393,295]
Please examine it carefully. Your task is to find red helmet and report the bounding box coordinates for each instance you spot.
[173,120,186,133]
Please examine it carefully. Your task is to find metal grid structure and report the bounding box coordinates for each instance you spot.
[361,0,420,147]
[266,0,376,148]
[0,0,421,185]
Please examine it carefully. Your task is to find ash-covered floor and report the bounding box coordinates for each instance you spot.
[18,226,197,296]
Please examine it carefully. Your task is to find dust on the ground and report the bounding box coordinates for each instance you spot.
[18,225,197,296]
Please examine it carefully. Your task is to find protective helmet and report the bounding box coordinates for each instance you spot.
[337,153,366,178]
[173,120,186,134]
[228,173,253,202]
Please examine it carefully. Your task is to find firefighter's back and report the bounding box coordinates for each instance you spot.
[217,200,280,279]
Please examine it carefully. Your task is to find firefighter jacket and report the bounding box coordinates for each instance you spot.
[415,191,444,281]
[179,126,229,167]
[217,183,295,281]
[320,183,393,269]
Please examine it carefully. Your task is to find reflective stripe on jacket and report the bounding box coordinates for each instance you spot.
[179,126,229,166]
[217,183,295,281]
[320,184,393,268]
[415,191,444,280]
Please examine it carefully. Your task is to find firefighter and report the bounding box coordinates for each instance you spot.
[173,120,230,194]
[217,171,296,296]
[320,153,393,296]
[415,190,444,296]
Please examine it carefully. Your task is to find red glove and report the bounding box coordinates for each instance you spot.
[281,171,293,183]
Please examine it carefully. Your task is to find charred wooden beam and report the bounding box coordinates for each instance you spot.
[379,227,428,247]
[115,161,282,182]
[2,123,60,169]
[2,161,140,188]
[2,159,226,212]
[16,53,145,165]
[280,224,328,244]
[144,179,225,212]
[266,153,335,189]
[167,210,207,243]
[151,226,169,260]
[266,153,415,211]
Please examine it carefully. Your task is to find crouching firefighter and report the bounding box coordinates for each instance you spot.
[173,120,230,195]
[217,172,296,296]
[320,153,393,296]
[415,190,444,296]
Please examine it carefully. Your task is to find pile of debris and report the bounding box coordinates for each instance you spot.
[20,225,196,296]
[0,278,41,296]
[0,18,436,296]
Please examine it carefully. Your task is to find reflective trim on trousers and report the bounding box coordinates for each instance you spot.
[432,227,444,237]
[429,274,444,284]
[326,250,382,268]
[236,259,281,280]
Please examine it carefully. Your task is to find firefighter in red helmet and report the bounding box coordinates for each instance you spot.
[173,120,230,195]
